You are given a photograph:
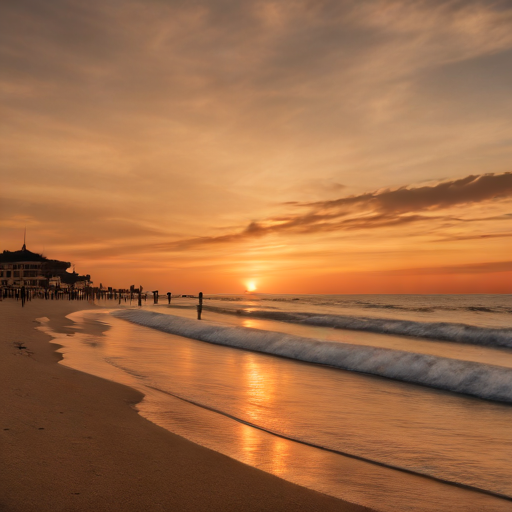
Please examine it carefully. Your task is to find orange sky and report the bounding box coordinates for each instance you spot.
[1,0,511,294]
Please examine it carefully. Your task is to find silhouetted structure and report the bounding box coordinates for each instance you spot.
[0,244,91,290]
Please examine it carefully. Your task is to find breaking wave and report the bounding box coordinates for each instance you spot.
[112,310,512,403]
[204,307,512,348]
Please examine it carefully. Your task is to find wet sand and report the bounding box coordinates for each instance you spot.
[0,299,371,512]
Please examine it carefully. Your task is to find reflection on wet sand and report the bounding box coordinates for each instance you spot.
[244,355,275,423]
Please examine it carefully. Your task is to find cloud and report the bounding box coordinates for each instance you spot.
[155,172,512,249]
[434,232,512,243]
[305,172,512,213]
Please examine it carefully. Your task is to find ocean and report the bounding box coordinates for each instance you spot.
[40,294,512,512]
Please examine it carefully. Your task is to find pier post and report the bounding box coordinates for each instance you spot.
[197,291,203,320]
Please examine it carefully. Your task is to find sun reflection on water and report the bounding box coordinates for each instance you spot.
[242,318,260,329]
[243,355,275,423]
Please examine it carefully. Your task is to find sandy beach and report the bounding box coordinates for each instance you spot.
[0,299,371,512]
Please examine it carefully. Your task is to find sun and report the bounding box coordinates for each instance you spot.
[246,281,257,292]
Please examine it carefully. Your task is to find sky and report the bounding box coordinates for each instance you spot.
[1,0,511,294]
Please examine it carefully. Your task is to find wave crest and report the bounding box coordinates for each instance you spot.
[204,307,512,348]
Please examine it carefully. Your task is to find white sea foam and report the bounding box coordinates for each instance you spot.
[112,310,512,403]
[205,307,512,348]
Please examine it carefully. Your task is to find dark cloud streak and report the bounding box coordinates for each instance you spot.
[435,232,512,243]
[154,172,512,250]
[304,172,512,213]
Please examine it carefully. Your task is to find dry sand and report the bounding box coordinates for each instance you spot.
[0,299,372,512]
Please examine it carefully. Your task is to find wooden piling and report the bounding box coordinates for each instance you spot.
[197,291,203,319]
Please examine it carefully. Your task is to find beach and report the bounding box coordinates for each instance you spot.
[0,298,370,512]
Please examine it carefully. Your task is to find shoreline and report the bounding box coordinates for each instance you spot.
[0,299,371,512]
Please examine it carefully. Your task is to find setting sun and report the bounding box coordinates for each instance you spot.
[246,281,257,292]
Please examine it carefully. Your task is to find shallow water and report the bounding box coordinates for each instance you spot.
[204,293,512,329]
[38,293,512,512]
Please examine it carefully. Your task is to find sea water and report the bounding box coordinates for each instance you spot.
[40,294,512,512]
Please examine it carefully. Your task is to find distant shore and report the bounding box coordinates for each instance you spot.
[0,298,371,512]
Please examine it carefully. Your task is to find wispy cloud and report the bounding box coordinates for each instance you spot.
[304,172,512,212]
[368,260,512,276]
[155,172,512,249]
[435,232,512,243]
